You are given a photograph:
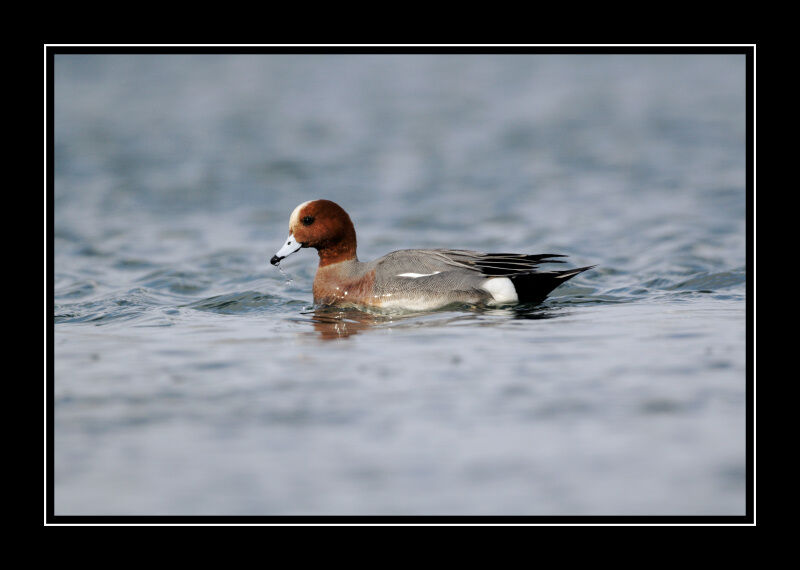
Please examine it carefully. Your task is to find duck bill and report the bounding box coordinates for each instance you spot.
[270,233,302,265]
[271,233,302,265]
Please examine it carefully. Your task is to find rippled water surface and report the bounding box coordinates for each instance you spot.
[52,54,748,516]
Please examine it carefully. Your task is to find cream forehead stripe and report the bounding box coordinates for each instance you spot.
[288,200,314,231]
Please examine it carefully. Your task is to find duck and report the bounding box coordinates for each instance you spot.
[270,199,594,311]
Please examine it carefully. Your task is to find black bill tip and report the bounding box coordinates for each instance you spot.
[270,255,282,266]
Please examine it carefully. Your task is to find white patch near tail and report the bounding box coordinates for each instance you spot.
[397,272,441,278]
[481,277,519,304]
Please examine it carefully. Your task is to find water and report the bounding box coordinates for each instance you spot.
[52,54,748,516]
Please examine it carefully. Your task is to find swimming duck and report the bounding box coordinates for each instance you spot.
[270,199,593,311]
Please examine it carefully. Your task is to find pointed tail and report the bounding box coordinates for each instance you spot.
[509,265,596,305]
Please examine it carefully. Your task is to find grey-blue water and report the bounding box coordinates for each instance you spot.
[52,54,747,516]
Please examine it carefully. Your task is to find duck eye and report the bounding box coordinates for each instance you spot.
[301,215,315,226]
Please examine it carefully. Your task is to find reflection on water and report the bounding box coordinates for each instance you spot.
[306,307,393,340]
[303,302,564,340]
[483,304,561,320]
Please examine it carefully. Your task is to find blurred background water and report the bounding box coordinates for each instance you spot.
[52,53,747,516]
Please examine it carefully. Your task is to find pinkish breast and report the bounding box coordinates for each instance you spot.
[313,268,378,307]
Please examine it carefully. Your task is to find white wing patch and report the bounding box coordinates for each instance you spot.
[481,277,519,304]
[397,271,441,278]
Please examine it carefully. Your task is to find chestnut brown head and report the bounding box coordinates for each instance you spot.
[270,200,358,266]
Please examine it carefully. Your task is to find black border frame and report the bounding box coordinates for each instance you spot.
[45,44,755,525]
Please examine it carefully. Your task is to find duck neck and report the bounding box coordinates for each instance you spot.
[317,230,357,267]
